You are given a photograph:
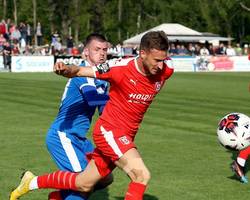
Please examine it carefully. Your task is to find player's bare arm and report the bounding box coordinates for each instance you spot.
[54,62,95,78]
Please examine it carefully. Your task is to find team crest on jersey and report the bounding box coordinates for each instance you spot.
[155,81,162,92]
[119,136,130,145]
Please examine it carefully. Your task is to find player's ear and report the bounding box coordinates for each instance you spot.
[140,50,146,59]
[84,48,89,56]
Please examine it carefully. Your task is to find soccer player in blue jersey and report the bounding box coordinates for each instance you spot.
[46,33,112,200]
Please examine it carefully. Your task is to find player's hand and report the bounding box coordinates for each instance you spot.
[96,63,110,74]
[54,62,77,78]
[54,62,67,76]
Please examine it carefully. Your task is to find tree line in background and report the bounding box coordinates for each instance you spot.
[0,0,249,45]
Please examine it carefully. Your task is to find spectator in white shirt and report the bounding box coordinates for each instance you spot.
[200,46,210,56]
[226,45,236,56]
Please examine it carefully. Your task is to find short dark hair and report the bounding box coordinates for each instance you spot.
[84,33,107,46]
[140,31,169,52]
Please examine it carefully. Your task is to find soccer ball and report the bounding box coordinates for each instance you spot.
[217,113,250,150]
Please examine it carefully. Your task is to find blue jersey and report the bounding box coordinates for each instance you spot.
[46,61,109,199]
[49,62,109,138]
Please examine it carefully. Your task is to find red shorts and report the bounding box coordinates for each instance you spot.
[89,119,136,177]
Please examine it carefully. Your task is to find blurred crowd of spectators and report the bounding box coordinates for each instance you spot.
[0,18,249,59]
[0,19,44,55]
[168,42,249,57]
[0,19,82,57]
[109,42,250,59]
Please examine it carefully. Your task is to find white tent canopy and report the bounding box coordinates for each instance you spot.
[123,23,232,46]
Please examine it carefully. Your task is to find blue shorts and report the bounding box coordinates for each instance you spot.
[46,128,94,172]
[46,129,94,199]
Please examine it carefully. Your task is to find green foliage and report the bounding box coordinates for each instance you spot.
[0,0,249,45]
[17,0,33,24]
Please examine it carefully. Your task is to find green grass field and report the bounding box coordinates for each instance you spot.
[0,72,250,200]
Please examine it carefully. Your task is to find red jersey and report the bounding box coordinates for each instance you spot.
[94,58,174,137]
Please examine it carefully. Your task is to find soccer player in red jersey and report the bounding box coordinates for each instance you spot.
[10,31,174,200]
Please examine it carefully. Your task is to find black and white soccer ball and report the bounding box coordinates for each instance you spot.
[217,113,250,150]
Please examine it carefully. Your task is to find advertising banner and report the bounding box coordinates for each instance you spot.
[1,55,248,73]
[54,55,83,66]
[171,56,195,72]
[11,56,54,72]
[230,56,250,71]
[0,57,4,70]
[194,56,250,72]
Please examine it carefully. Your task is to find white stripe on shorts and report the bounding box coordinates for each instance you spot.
[58,131,82,172]
[100,126,123,158]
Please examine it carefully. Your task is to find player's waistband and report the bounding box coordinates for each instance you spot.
[94,118,137,138]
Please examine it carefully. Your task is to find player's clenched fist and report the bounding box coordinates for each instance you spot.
[54,62,79,78]
[54,62,68,76]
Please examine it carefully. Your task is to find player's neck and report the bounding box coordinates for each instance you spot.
[136,57,150,76]
[86,59,95,66]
